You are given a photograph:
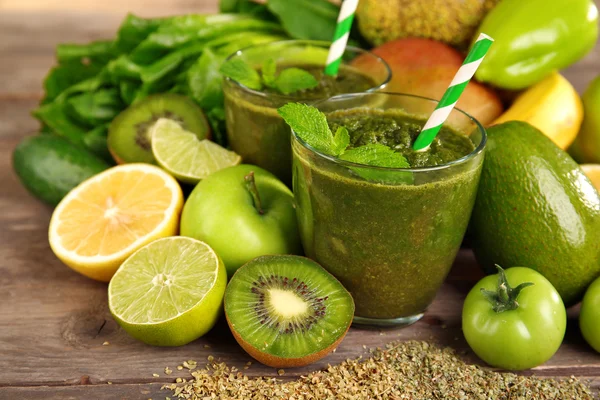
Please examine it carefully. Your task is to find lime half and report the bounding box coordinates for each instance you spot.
[151,118,241,184]
[108,236,227,346]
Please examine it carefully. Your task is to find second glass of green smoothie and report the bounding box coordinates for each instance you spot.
[223,40,390,185]
[292,93,486,327]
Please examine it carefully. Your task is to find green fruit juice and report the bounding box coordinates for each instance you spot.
[222,40,390,185]
[292,105,485,324]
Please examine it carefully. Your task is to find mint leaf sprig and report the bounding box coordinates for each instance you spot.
[278,103,412,183]
[220,58,319,95]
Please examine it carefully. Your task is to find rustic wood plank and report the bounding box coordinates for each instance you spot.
[1,0,600,396]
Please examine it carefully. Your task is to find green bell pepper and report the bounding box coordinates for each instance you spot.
[474,0,598,90]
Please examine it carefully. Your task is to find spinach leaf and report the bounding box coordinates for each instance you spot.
[33,102,87,144]
[82,124,114,163]
[206,107,228,147]
[68,88,124,126]
[116,14,164,53]
[186,48,225,110]
[267,0,338,41]
[220,0,276,20]
[56,40,116,64]
[43,61,102,103]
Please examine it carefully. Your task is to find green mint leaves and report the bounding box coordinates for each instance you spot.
[219,58,262,90]
[220,58,318,95]
[278,102,335,154]
[340,144,410,169]
[278,103,411,181]
[271,68,319,95]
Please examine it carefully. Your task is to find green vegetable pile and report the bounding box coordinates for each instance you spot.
[34,13,287,157]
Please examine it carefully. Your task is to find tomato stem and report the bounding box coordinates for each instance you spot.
[480,265,534,313]
[244,171,265,215]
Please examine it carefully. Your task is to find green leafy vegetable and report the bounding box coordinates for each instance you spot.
[220,0,275,20]
[32,12,287,151]
[273,68,318,95]
[187,48,226,109]
[219,58,262,90]
[267,0,338,41]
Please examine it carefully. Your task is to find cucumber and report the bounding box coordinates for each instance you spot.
[13,135,110,206]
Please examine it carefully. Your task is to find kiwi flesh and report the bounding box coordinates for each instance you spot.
[107,93,210,164]
[224,255,355,368]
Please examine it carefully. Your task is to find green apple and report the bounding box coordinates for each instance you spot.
[180,164,302,276]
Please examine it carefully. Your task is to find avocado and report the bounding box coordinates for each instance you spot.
[13,135,110,206]
[470,121,600,305]
[356,0,499,49]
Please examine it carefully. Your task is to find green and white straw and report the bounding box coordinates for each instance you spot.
[413,33,494,152]
[325,0,359,76]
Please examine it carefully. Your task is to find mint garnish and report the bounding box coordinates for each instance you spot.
[220,58,318,95]
[261,58,277,88]
[278,102,336,154]
[219,58,262,90]
[332,126,350,156]
[340,144,410,168]
[278,103,411,183]
[272,68,318,95]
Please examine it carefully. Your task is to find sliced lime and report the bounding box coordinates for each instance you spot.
[108,236,227,346]
[151,118,241,184]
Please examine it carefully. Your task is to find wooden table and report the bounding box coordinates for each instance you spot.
[2,1,600,398]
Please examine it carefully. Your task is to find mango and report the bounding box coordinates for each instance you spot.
[492,72,583,150]
[353,38,503,126]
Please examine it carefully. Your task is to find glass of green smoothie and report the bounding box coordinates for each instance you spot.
[223,40,390,185]
[291,93,486,327]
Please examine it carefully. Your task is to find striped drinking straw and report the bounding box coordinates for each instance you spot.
[413,33,494,152]
[325,0,359,76]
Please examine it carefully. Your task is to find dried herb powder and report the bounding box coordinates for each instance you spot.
[162,341,593,399]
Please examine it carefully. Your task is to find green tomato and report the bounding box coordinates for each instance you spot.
[580,276,600,352]
[180,164,302,277]
[462,266,566,370]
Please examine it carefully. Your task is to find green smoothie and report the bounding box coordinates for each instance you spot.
[224,65,378,185]
[292,108,484,322]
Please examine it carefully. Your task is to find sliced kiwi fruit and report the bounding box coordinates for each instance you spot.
[107,93,210,164]
[224,255,354,368]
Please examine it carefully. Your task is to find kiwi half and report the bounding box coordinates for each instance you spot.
[107,93,210,164]
[224,255,354,368]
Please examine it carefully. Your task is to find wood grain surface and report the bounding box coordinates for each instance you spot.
[1,1,600,398]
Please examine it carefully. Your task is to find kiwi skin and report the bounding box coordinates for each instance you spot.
[227,313,351,368]
[224,255,354,368]
[108,93,210,165]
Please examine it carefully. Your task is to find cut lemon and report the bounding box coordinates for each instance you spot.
[48,163,183,282]
[581,164,600,191]
[151,118,241,184]
[108,237,227,346]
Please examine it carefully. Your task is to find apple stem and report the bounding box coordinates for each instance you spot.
[244,171,265,215]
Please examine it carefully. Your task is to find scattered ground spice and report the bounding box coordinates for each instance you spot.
[162,341,594,399]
